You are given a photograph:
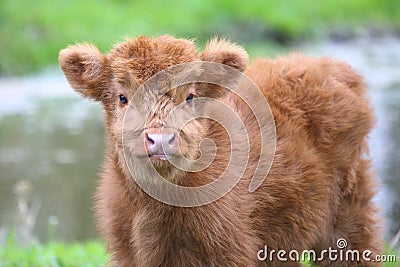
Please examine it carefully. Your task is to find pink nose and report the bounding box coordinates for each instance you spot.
[145,130,176,156]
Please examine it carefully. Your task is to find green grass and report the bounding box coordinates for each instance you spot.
[0,234,108,267]
[381,244,400,267]
[1,233,398,267]
[1,0,400,75]
[300,245,400,266]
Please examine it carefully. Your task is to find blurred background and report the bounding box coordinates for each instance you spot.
[0,0,399,265]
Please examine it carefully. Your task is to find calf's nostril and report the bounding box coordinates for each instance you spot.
[146,133,155,145]
[168,134,176,145]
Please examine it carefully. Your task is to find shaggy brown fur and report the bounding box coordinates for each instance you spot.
[59,35,382,266]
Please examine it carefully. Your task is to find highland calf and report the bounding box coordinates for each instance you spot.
[59,35,382,266]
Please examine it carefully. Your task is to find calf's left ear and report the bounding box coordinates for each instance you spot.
[198,38,248,98]
[201,38,248,72]
[58,43,111,102]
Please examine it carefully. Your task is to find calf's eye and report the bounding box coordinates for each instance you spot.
[119,94,128,105]
[186,93,194,103]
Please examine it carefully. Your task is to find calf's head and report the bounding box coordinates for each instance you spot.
[59,35,248,184]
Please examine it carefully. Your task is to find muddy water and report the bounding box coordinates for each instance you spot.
[0,38,399,242]
[0,75,103,242]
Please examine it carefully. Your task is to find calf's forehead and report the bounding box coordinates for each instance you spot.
[108,36,200,83]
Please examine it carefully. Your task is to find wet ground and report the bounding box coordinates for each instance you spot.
[0,37,399,242]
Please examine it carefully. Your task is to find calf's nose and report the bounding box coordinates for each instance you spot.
[145,131,176,155]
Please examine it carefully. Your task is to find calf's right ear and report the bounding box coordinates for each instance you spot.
[58,44,111,101]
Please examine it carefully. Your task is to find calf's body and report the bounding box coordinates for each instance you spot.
[59,35,381,266]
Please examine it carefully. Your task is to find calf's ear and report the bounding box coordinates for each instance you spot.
[198,38,248,98]
[201,38,248,72]
[58,44,111,101]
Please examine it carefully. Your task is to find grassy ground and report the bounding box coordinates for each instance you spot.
[0,241,398,266]
[0,242,106,267]
[0,234,108,267]
[0,233,398,267]
[1,0,399,75]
